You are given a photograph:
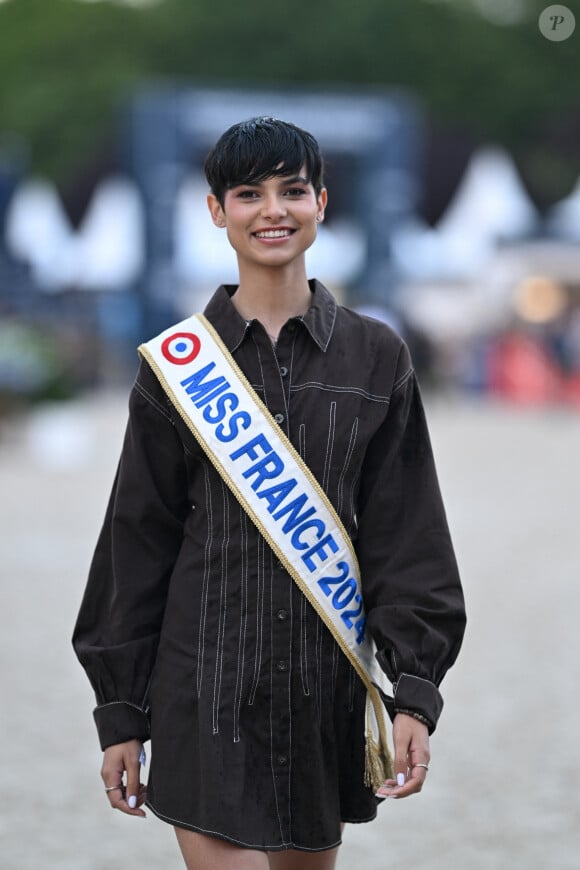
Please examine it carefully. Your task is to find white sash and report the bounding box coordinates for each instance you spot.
[139,313,394,788]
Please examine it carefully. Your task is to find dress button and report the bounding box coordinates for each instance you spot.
[279,366,288,377]
[274,413,285,424]
[276,608,289,621]
[277,754,288,766]
[276,660,289,672]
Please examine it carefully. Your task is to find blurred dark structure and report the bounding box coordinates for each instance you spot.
[123,85,422,341]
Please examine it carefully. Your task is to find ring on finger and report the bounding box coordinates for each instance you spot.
[412,763,429,771]
[104,784,124,793]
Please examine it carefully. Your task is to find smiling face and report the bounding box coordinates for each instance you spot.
[207,167,327,272]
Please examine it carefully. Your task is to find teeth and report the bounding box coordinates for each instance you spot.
[255,230,292,238]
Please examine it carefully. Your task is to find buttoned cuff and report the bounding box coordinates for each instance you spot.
[93,701,150,751]
[377,673,444,734]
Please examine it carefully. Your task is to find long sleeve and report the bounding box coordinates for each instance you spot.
[356,342,466,732]
[72,362,190,749]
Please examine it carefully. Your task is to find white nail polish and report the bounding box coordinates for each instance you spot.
[397,773,405,786]
[128,795,137,809]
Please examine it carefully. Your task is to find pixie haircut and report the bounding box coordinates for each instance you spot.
[204,116,324,207]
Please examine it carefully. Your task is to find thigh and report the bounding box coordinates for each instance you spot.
[175,827,270,870]
[267,846,340,870]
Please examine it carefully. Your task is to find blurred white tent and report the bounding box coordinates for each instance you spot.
[391,146,539,283]
[437,145,538,240]
[74,177,145,290]
[390,215,494,281]
[546,176,580,241]
[174,175,239,289]
[5,179,77,290]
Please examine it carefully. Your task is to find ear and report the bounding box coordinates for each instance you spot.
[207,194,226,227]
[316,187,328,223]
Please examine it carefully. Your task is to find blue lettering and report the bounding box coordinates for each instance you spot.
[230,433,271,462]
[290,519,325,550]
[194,380,230,408]
[203,391,239,424]
[242,452,285,491]
[302,534,339,572]
[216,411,251,443]
[256,478,297,513]
[272,493,316,534]
[181,364,230,407]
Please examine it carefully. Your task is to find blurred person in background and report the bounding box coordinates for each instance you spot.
[73,117,465,870]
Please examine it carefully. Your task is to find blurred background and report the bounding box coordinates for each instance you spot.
[0,0,579,868]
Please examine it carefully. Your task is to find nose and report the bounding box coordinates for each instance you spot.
[259,194,287,221]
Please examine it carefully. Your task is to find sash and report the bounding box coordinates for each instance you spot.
[139,313,394,789]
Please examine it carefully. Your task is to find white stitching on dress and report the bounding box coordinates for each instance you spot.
[248,536,264,706]
[297,425,310,697]
[337,417,358,517]
[134,380,174,421]
[331,640,339,696]
[348,665,356,712]
[233,509,248,742]
[315,617,323,724]
[298,423,306,467]
[145,801,341,851]
[289,382,390,403]
[322,401,336,494]
[252,334,269,408]
[392,366,413,393]
[300,594,310,697]
[197,461,213,698]
[94,700,146,713]
[212,480,229,734]
[268,550,285,841]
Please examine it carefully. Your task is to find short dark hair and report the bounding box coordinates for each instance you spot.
[204,116,324,207]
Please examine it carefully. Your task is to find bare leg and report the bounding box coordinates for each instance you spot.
[175,827,270,870]
[267,825,344,870]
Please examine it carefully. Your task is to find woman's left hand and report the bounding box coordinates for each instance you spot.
[375,712,430,799]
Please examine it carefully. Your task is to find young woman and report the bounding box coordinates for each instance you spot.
[73,117,465,870]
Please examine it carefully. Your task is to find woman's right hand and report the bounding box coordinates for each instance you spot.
[101,739,147,817]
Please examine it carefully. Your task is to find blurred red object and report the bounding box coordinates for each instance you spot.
[488,332,562,405]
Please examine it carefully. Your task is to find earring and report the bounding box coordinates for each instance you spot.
[316,215,323,223]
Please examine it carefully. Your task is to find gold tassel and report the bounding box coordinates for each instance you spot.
[364,689,395,791]
[364,731,394,791]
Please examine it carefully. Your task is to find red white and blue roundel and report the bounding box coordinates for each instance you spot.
[161,332,201,365]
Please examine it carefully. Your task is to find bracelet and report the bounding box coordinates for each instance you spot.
[394,708,432,728]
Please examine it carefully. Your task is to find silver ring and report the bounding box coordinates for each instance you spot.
[413,763,429,771]
[104,784,123,793]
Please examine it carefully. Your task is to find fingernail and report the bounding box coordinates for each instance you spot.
[128,795,137,809]
[397,773,405,786]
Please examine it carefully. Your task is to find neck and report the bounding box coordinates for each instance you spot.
[230,261,312,340]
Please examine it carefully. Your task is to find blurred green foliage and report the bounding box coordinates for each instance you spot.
[0,0,578,202]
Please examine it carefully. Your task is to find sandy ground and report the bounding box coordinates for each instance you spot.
[0,391,579,869]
